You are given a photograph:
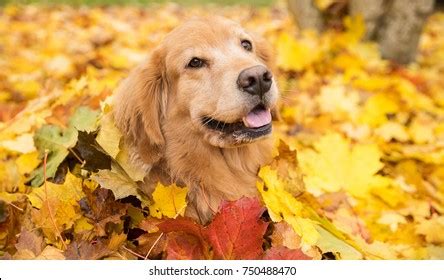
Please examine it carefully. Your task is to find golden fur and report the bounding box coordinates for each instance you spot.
[113,17,279,223]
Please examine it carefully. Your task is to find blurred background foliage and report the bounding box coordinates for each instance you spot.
[1,0,274,6]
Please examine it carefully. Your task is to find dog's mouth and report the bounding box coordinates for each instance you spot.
[201,104,272,140]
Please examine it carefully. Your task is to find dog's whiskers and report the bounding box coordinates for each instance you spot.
[202,117,213,127]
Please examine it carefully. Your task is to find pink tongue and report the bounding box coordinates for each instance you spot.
[244,108,272,128]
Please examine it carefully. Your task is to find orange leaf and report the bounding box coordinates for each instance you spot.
[263,246,311,260]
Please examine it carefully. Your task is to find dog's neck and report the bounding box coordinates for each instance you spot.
[140,120,273,223]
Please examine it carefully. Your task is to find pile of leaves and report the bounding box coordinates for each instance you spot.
[1,3,444,260]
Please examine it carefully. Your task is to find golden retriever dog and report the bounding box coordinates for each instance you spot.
[113,16,279,223]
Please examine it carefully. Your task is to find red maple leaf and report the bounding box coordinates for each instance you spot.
[158,197,268,260]
[158,217,210,259]
[203,197,268,260]
[165,232,207,260]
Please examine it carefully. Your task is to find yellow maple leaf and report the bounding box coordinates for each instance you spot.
[27,171,84,209]
[149,182,188,219]
[31,197,82,246]
[359,93,399,126]
[374,121,409,142]
[28,172,85,246]
[415,216,444,245]
[371,185,409,208]
[15,151,40,175]
[257,166,319,245]
[299,133,390,197]
[74,216,94,233]
[317,83,360,120]
[276,32,320,72]
[408,113,436,144]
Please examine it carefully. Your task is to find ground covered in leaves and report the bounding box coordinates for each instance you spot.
[1,3,444,260]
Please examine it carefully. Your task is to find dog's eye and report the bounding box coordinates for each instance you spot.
[241,39,253,51]
[187,57,205,68]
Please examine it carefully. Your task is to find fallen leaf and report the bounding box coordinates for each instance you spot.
[149,183,188,219]
[69,106,100,133]
[263,246,311,260]
[158,198,270,260]
[92,168,140,200]
[298,133,390,197]
[271,222,302,250]
[15,151,40,175]
[29,125,78,186]
[15,228,43,257]
[258,166,320,245]
[276,32,320,72]
[28,171,84,209]
[64,239,114,260]
[0,133,36,154]
[315,225,362,260]
[377,212,407,232]
[416,216,444,245]
[204,197,268,260]
[165,232,206,260]
[96,112,122,159]
[35,245,65,260]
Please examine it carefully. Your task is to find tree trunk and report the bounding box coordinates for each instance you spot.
[288,0,435,64]
[287,0,324,31]
[375,0,435,64]
[349,0,386,40]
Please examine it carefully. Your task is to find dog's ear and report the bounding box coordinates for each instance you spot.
[113,47,168,164]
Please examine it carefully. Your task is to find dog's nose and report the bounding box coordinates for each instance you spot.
[237,65,272,97]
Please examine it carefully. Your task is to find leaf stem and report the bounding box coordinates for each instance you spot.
[68,147,85,167]
[144,204,187,260]
[7,202,24,212]
[123,245,145,259]
[144,233,164,260]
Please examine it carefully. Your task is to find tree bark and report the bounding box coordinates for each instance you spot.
[288,0,435,64]
[349,0,386,40]
[376,0,435,64]
[287,0,324,31]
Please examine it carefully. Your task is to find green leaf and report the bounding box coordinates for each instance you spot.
[69,106,100,133]
[29,125,78,187]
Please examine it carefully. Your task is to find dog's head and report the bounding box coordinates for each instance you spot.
[114,17,279,162]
